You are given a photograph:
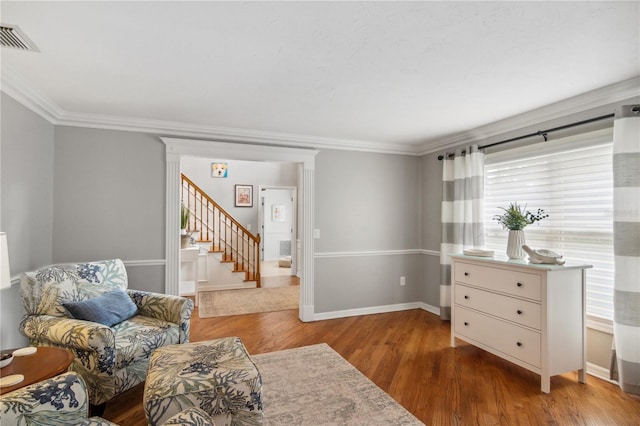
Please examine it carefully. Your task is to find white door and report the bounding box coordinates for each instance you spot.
[261,188,294,261]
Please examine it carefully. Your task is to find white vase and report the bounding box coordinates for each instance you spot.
[506,230,526,259]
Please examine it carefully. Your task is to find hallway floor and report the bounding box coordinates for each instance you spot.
[260,260,292,278]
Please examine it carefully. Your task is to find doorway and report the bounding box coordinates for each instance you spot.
[259,186,297,278]
[163,137,318,322]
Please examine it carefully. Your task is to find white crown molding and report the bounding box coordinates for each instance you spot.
[418,76,640,156]
[61,111,421,155]
[1,67,63,123]
[0,70,419,155]
[3,66,637,157]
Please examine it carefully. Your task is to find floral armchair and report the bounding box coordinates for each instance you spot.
[19,259,194,406]
[0,372,214,426]
[0,371,116,425]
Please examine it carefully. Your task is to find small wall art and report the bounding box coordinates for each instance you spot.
[272,205,286,222]
[211,162,228,178]
[235,184,253,207]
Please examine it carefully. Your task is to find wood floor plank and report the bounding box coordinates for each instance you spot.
[102,308,640,425]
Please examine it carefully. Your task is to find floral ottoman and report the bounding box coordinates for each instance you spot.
[143,337,263,426]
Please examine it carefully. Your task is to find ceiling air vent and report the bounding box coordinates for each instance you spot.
[0,24,38,51]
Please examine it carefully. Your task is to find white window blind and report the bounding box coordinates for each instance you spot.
[484,128,614,321]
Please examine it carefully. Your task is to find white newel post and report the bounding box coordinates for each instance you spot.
[165,153,181,296]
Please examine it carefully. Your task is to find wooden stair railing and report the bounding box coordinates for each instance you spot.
[181,174,261,287]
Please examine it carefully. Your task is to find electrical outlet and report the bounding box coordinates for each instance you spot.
[400,276,406,286]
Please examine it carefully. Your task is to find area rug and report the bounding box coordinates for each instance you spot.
[252,343,424,425]
[198,286,299,318]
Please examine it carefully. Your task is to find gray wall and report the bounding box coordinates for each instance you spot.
[1,93,54,348]
[420,151,443,307]
[53,126,165,263]
[314,149,422,313]
[181,157,297,234]
[52,126,167,293]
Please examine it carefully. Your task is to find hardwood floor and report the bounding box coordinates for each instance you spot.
[103,308,640,425]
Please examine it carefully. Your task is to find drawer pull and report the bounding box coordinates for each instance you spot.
[517,342,523,347]
[517,310,523,315]
[464,322,469,326]
[517,282,523,287]
[464,295,470,299]
[464,272,469,276]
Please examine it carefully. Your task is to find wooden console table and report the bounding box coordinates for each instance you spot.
[0,347,73,394]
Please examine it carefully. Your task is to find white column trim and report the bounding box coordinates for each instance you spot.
[162,138,318,320]
[300,166,314,321]
[165,153,181,296]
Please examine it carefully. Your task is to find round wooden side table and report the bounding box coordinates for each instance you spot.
[0,347,73,395]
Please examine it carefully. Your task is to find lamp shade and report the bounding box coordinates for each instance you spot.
[0,232,11,289]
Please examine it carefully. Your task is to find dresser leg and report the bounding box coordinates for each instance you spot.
[541,376,550,393]
[578,368,587,384]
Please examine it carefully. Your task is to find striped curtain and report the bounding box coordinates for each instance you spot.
[611,104,640,395]
[440,145,485,320]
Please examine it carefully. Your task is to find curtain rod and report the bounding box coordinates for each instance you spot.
[437,112,615,160]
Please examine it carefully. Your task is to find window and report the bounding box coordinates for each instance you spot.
[484,128,614,322]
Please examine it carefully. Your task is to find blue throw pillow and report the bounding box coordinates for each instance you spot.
[63,289,138,326]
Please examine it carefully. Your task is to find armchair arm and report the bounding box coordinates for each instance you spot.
[20,315,115,353]
[0,372,89,425]
[127,290,194,343]
[20,315,117,381]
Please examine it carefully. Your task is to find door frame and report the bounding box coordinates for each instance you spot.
[161,137,318,322]
[258,185,298,275]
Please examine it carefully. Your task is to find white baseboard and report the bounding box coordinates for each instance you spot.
[586,362,619,385]
[313,301,440,321]
[417,302,441,316]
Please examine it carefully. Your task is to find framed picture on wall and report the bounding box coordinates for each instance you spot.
[211,162,228,178]
[235,185,253,207]
[272,205,286,222]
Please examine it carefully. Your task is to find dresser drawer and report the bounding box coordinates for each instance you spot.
[454,262,541,301]
[455,284,541,330]
[454,306,541,368]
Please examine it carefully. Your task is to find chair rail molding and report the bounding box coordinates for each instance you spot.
[161,137,318,322]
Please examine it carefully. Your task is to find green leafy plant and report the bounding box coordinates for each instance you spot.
[180,203,190,230]
[493,202,548,231]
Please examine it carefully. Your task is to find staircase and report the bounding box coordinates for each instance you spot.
[181,174,261,287]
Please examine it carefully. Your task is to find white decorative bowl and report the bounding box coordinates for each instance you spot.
[0,353,13,368]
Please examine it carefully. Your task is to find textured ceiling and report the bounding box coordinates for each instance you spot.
[1,1,639,153]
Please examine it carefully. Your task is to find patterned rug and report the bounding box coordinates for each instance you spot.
[252,344,424,425]
[198,285,299,318]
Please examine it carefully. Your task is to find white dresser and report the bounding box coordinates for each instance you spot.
[450,254,592,393]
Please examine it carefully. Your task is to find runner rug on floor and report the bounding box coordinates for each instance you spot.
[252,343,424,425]
[198,285,299,318]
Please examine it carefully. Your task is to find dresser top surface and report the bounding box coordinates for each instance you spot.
[450,254,592,271]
